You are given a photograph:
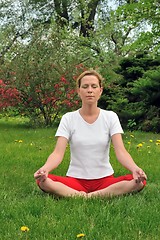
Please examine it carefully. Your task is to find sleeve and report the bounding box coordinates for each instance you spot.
[110,112,124,136]
[55,113,71,140]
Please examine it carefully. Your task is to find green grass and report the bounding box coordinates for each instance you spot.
[1,117,160,240]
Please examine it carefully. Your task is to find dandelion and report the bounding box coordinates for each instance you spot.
[15,139,23,143]
[77,233,85,238]
[149,140,153,143]
[156,140,160,145]
[21,226,29,232]
[137,143,143,148]
[127,141,131,152]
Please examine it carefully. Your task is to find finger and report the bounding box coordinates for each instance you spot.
[140,171,147,179]
[34,175,41,180]
[34,171,44,178]
[142,174,147,180]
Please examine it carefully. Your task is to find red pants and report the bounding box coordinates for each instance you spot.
[38,174,146,193]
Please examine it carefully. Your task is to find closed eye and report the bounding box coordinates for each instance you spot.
[81,84,99,89]
[92,84,98,88]
[82,84,88,89]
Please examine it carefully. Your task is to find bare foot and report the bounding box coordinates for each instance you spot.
[77,191,88,198]
[135,176,146,184]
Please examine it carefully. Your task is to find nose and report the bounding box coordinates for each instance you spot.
[87,86,93,93]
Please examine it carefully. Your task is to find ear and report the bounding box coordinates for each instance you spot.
[77,87,80,96]
[100,87,103,95]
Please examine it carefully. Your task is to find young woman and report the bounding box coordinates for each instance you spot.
[34,70,147,198]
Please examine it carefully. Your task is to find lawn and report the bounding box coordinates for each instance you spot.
[1,117,160,240]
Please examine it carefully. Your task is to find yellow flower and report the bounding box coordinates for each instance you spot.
[149,140,153,143]
[18,140,23,143]
[130,134,134,138]
[137,143,143,148]
[156,143,160,146]
[128,142,131,144]
[21,226,29,232]
[77,233,85,238]
[156,140,160,143]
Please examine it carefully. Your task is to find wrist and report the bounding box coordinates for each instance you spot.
[130,165,139,173]
[41,165,49,173]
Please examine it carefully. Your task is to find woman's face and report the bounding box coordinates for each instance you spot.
[77,75,103,105]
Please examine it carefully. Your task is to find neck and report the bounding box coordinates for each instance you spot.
[80,105,99,116]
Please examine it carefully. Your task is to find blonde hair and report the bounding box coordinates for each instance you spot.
[76,70,104,88]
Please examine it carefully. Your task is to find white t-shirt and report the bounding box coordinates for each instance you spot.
[55,109,124,179]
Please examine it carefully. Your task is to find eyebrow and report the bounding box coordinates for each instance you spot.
[81,83,99,87]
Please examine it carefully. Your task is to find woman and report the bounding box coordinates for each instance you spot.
[34,70,147,198]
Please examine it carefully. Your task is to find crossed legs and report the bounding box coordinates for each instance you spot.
[38,177,145,198]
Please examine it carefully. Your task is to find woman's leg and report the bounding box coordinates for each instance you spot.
[37,174,146,198]
[87,178,145,198]
[37,174,87,197]
[39,178,86,197]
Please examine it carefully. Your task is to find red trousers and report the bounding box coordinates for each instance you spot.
[37,174,146,193]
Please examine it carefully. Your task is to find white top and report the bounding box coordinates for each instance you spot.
[55,109,124,179]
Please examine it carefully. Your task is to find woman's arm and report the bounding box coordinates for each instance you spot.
[34,136,68,182]
[111,133,147,181]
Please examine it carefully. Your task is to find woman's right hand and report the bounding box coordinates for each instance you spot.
[34,168,48,182]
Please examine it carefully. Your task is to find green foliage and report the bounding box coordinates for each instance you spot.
[0,0,160,130]
[1,24,110,126]
[106,53,160,132]
[1,0,159,61]
[1,28,72,125]
[132,67,160,106]
[127,119,136,131]
[132,68,160,132]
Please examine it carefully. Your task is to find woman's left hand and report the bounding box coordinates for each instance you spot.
[132,168,147,183]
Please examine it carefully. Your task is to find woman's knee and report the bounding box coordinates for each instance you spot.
[37,178,53,192]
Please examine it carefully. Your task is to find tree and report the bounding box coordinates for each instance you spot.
[111,52,160,132]
[132,66,160,132]
[0,0,160,130]
[0,0,159,61]
[0,25,103,126]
